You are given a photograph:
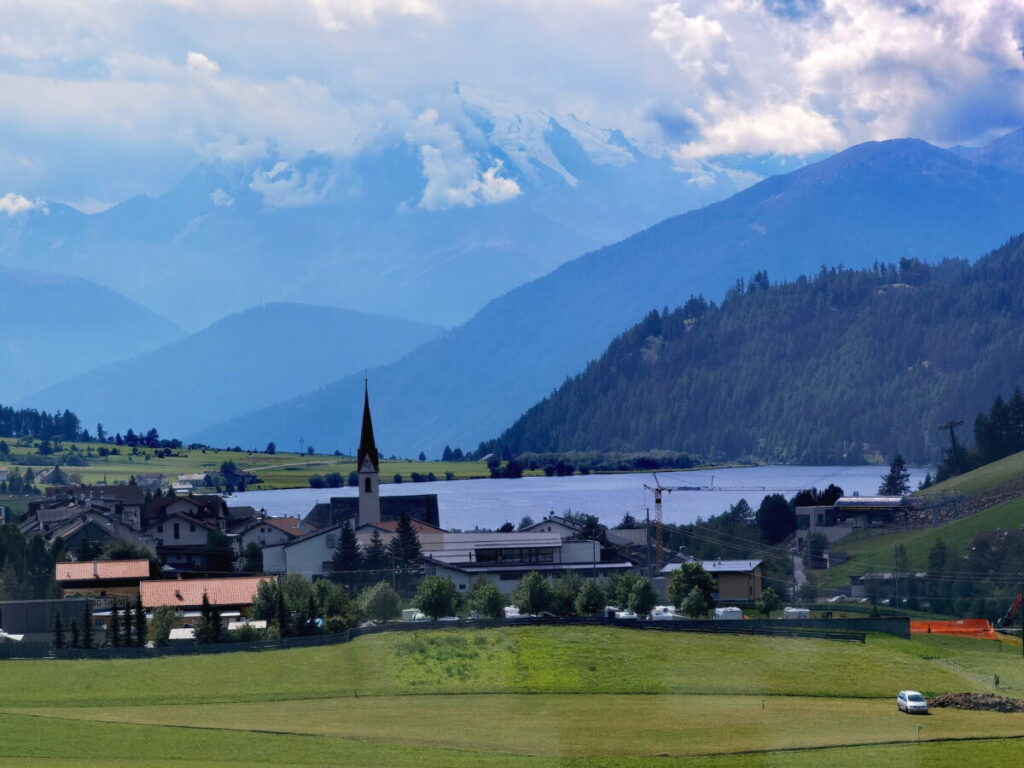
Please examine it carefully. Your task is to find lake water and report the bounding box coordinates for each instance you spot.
[231,464,932,531]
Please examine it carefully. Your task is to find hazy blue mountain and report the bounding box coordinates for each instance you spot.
[17,303,441,439]
[968,126,1024,175]
[191,138,1024,457]
[0,265,182,403]
[0,97,764,331]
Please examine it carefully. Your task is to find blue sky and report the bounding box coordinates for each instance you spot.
[1,0,1022,211]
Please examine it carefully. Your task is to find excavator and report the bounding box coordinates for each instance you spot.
[997,593,1023,627]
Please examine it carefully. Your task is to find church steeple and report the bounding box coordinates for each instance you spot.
[357,380,379,473]
[357,380,381,526]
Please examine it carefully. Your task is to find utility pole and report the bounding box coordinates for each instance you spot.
[893,545,901,610]
[645,507,652,579]
[939,419,964,476]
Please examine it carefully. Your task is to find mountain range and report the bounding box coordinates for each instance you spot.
[188,133,1024,458]
[16,303,441,441]
[0,95,761,331]
[0,265,182,404]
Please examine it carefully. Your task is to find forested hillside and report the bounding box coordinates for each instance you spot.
[480,235,1024,464]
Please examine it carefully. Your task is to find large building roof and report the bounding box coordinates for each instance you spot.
[140,576,270,608]
[660,560,763,575]
[833,496,920,509]
[56,559,150,582]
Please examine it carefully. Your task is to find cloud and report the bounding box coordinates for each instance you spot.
[248,160,338,208]
[651,0,1024,158]
[0,193,36,214]
[406,108,520,210]
[186,51,220,75]
[0,1,1022,203]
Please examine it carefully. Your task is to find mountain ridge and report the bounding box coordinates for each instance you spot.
[190,137,1024,457]
[17,302,442,440]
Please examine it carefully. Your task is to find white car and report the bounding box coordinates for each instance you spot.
[897,690,929,714]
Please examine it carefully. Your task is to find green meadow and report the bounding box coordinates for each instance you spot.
[0,435,493,492]
[2,626,1022,766]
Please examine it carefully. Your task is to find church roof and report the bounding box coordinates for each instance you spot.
[358,381,380,473]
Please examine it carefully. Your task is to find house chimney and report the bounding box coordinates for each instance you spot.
[93,561,99,578]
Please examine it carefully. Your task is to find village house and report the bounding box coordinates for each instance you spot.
[422,532,633,595]
[57,559,152,609]
[519,514,584,538]
[228,514,315,554]
[660,559,765,604]
[140,576,270,626]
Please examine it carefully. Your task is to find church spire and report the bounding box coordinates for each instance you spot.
[358,379,379,473]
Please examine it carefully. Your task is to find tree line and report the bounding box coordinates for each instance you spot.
[935,386,1024,481]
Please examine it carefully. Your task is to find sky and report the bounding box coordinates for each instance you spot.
[1,0,1023,211]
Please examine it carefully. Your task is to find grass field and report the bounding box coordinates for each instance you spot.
[0,435,493,492]
[1,626,1023,766]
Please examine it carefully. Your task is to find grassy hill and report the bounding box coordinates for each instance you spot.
[820,451,1024,590]
[0,626,1021,766]
[921,450,1024,497]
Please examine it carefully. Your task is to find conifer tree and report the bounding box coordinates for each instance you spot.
[363,528,388,575]
[134,598,147,647]
[51,609,65,649]
[275,585,291,638]
[81,602,94,649]
[331,523,362,582]
[388,513,422,593]
[195,592,222,644]
[109,606,121,648]
[878,454,911,495]
[70,618,80,649]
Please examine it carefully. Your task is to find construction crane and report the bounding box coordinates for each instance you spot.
[643,473,804,571]
[997,593,1023,628]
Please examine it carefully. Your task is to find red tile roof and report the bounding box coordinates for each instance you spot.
[56,559,151,582]
[140,576,271,608]
[265,516,313,537]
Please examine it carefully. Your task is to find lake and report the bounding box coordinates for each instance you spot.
[230,464,932,531]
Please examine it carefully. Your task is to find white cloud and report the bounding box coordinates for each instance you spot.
[248,161,338,208]
[0,1,1022,202]
[210,187,234,206]
[0,193,36,215]
[186,51,220,75]
[407,108,520,210]
[650,0,1024,158]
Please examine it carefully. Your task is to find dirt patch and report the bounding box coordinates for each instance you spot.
[928,693,1024,713]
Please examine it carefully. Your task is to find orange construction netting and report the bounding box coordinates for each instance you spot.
[910,619,997,639]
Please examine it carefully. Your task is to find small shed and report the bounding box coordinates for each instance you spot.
[714,607,743,620]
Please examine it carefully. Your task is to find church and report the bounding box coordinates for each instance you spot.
[303,383,441,530]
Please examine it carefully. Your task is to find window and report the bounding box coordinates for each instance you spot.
[476,547,555,565]
[364,477,372,493]
[189,523,196,533]
[173,522,180,540]
[326,534,338,549]
[458,583,466,590]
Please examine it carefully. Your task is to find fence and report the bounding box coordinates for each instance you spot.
[50,631,352,660]
[26,615,878,659]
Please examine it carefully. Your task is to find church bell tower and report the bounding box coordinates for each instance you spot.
[357,380,381,527]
